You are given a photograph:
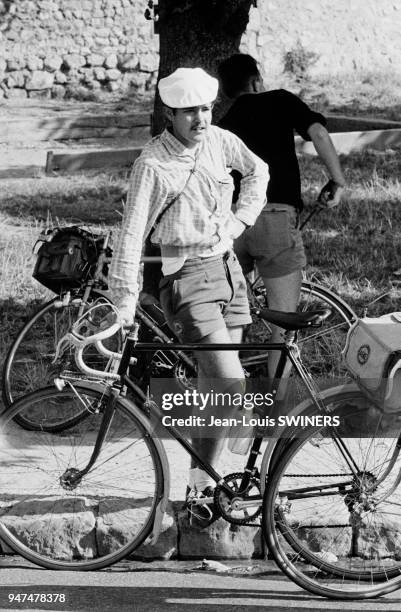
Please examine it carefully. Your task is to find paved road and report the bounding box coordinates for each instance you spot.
[0,558,400,612]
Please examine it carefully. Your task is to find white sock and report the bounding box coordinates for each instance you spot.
[188,467,214,491]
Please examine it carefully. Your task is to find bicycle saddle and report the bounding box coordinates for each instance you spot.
[257,307,332,331]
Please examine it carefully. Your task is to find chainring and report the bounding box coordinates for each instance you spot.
[173,359,197,391]
[214,472,262,525]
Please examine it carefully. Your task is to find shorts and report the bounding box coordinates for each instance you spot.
[159,251,251,342]
[234,203,306,279]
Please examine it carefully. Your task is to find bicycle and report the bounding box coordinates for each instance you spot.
[1,304,400,600]
[2,223,356,429]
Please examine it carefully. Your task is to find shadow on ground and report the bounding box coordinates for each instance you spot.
[0,582,399,611]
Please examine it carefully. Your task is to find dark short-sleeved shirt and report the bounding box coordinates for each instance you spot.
[218,89,326,210]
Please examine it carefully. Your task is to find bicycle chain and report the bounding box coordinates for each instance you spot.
[284,473,353,478]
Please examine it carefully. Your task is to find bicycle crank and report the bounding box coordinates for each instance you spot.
[214,472,262,525]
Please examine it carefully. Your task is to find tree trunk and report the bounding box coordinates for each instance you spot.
[152,0,254,135]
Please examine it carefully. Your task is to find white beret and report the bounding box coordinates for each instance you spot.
[158,67,218,108]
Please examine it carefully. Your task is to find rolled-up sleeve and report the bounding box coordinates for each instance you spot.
[109,160,168,315]
[221,129,269,227]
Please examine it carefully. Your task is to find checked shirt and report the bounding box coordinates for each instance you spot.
[109,125,269,316]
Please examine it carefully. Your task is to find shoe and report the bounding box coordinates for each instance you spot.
[185,486,219,529]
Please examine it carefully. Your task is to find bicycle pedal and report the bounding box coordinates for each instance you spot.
[189,496,214,506]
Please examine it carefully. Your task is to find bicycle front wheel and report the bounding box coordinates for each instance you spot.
[262,389,401,599]
[0,384,166,570]
[2,292,121,430]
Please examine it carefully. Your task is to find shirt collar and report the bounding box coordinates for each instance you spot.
[160,128,201,159]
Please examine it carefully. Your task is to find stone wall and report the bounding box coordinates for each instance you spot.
[243,0,401,87]
[0,0,159,100]
[0,0,400,102]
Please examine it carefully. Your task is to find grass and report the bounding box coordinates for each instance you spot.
[299,148,401,315]
[1,147,401,360]
[0,169,129,386]
[283,69,401,121]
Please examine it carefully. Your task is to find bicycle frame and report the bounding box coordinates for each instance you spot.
[68,328,364,517]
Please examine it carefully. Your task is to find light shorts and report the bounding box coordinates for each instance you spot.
[234,203,306,279]
[159,251,251,342]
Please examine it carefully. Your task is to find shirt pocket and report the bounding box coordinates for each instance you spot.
[208,174,234,210]
[217,176,234,207]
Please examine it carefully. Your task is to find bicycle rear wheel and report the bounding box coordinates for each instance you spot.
[2,291,121,431]
[297,281,356,378]
[247,279,356,379]
[0,384,166,570]
[262,389,401,598]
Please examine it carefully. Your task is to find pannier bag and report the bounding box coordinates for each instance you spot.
[343,312,401,413]
[33,226,103,294]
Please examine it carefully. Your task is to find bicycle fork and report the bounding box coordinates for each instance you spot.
[58,388,118,491]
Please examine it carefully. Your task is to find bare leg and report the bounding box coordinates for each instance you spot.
[261,270,302,378]
[191,325,244,470]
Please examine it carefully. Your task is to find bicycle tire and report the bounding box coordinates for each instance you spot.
[2,291,121,431]
[0,383,168,570]
[265,391,401,582]
[262,388,401,598]
[297,281,356,378]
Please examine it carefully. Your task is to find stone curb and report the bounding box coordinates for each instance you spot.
[1,495,399,564]
[0,499,263,562]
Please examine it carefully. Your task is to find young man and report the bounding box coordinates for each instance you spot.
[218,54,346,375]
[109,67,269,525]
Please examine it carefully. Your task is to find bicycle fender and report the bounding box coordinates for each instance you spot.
[301,279,357,320]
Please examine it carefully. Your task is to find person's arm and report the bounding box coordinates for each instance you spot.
[109,161,168,325]
[282,89,345,207]
[221,129,269,230]
[307,122,346,207]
